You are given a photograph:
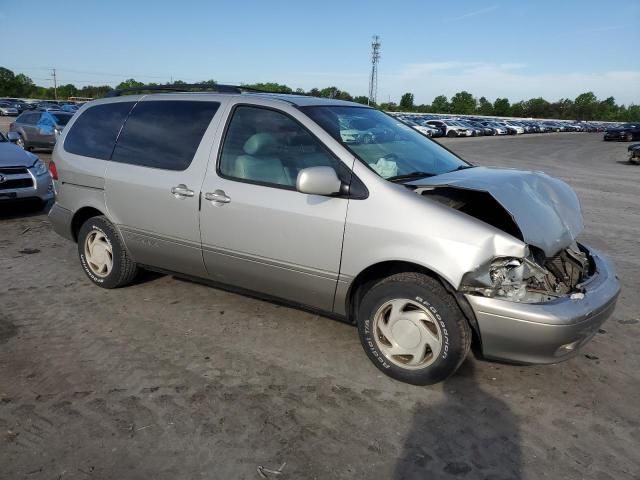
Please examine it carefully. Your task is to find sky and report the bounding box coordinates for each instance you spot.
[1,0,639,104]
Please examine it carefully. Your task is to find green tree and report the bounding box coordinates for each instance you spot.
[116,78,145,90]
[573,92,598,120]
[493,97,511,116]
[57,83,78,100]
[510,101,526,118]
[399,92,415,110]
[525,97,550,118]
[477,96,494,116]
[353,95,370,105]
[450,91,476,114]
[554,98,575,119]
[244,82,292,93]
[622,104,640,122]
[431,95,450,113]
[597,96,617,121]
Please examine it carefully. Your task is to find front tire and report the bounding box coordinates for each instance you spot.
[356,272,471,385]
[77,216,138,289]
[447,130,457,138]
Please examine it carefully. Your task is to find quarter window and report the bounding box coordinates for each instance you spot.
[219,106,339,188]
[64,102,134,159]
[111,101,220,171]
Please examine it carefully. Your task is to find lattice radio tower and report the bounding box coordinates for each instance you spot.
[368,35,381,105]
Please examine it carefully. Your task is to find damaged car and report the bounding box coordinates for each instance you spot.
[48,88,620,385]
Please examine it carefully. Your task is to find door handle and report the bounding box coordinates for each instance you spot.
[204,190,231,204]
[171,184,194,199]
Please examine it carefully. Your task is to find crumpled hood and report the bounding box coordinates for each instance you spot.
[409,167,584,257]
[0,142,38,168]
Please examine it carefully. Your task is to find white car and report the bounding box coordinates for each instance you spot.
[399,118,439,137]
[500,122,525,134]
[0,103,19,116]
[426,120,470,138]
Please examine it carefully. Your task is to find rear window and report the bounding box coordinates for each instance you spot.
[111,100,220,171]
[51,113,72,126]
[64,102,135,160]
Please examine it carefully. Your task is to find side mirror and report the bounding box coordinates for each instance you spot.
[7,132,20,143]
[296,166,342,196]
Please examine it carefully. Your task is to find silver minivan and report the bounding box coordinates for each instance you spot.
[48,87,620,385]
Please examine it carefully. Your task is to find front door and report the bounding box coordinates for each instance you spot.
[105,98,225,277]
[199,104,349,311]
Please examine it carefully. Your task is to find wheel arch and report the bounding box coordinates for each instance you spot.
[71,207,105,242]
[343,260,481,344]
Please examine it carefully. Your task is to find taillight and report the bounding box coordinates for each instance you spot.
[48,161,58,180]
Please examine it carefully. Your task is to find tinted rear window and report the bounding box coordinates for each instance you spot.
[111,101,219,171]
[51,113,72,126]
[64,102,134,159]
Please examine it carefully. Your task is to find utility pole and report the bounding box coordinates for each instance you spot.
[368,35,381,106]
[51,68,58,100]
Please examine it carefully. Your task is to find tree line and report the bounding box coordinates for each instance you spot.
[395,91,639,122]
[1,66,637,121]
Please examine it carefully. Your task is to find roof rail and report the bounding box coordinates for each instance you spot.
[104,83,304,98]
[104,83,247,98]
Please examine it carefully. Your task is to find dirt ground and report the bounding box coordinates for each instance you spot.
[1,121,638,480]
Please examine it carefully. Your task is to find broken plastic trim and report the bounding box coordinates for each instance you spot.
[460,244,592,304]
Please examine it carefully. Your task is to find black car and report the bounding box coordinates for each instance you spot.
[604,123,640,141]
[628,143,640,164]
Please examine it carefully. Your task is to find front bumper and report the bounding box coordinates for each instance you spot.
[0,171,54,203]
[604,132,625,140]
[465,249,620,364]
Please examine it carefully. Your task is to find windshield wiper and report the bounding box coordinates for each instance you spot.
[451,165,475,171]
[387,171,436,182]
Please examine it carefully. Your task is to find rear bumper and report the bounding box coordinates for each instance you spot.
[48,203,74,241]
[465,249,620,364]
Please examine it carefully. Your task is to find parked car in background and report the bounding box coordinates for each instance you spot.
[425,120,471,137]
[36,103,62,112]
[480,121,508,135]
[9,111,74,150]
[498,121,524,134]
[628,143,640,164]
[0,131,54,208]
[455,120,485,136]
[0,102,19,116]
[604,123,640,142]
[398,117,440,137]
[61,104,80,113]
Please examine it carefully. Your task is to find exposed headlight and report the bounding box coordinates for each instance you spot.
[32,159,48,176]
[489,258,526,299]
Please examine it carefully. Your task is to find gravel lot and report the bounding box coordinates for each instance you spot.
[1,117,639,480]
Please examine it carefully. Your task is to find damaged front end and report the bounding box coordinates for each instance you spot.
[410,166,594,303]
[405,166,620,363]
[459,243,594,303]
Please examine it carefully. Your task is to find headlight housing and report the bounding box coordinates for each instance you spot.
[32,159,48,176]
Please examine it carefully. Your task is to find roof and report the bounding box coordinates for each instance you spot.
[102,84,369,109]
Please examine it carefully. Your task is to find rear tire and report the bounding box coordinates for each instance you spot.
[77,216,138,289]
[356,272,471,385]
